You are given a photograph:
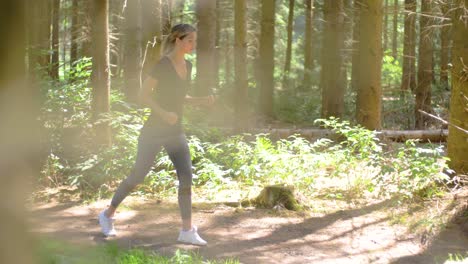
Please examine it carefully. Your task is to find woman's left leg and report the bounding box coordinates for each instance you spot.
[164,134,207,245]
[164,134,193,230]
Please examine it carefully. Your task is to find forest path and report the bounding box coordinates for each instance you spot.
[30,195,468,264]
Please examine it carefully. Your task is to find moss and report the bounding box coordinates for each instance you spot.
[242,185,302,211]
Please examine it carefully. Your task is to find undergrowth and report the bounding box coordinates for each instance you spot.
[38,240,238,264]
[37,60,452,203]
[39,106,451,203]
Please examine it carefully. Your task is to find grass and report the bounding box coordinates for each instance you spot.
[445,252,468,263]
[37,240,239,264]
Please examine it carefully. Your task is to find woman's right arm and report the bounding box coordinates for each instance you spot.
[139,77,178,125]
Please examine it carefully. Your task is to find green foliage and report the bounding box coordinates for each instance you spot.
[382,55,402,86]
[445,252,468,263]
[275,89,321,124]
[40,74,450,204]
[383,90,415,130]
[315,117,383,160]
[40,57,149,197]
[378,140,449,199]
[38,239,238,264]
[42,57,93,129]
[315,117,449,199]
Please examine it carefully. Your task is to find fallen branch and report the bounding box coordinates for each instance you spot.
[418,110,468,135]
[219,128,448,142]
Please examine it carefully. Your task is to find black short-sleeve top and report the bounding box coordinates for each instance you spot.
[145,56,192,135]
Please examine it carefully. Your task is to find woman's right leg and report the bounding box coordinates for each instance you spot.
[107,132,163,216]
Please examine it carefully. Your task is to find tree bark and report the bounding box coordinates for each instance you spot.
[214,0,221,90]
[351,0,361,93]
[173,0,186,21]
[282,0,295,89]
[440,0,452,91]
[218,128,449,143]
[0,1,38,263]
[108,0,123,77]
[302,0,314,89]
[320,0,345,119]
[392,0,399,59]
[356,0,383,130]
[447,0,468,174]
[383,0,388,52]
[258,0,276,119]
[81,0,94,58]
[224,30,233,87]
[51,0,60,80]
[341,0,353,93]
[195,0,217,96]
[401,0,417,91]
[161,0,172,36]
[123,0,142,103]
[91,0,111,146]
[28,0,51,77]
[234,0,248,131]
[70,0,79,65]
[415,0,434,129]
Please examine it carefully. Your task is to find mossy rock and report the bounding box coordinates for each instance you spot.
[242,185,302,211]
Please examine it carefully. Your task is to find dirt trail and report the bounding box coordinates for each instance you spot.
[30,197,468,264]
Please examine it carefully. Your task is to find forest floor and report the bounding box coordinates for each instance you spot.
[30,187,468,264]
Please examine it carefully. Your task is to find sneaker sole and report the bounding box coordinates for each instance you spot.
[177,239,207,246]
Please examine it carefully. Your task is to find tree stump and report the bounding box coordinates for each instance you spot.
[242,185,302,211]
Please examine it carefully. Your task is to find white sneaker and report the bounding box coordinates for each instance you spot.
[98,210,116,237]
[177,226,207,246]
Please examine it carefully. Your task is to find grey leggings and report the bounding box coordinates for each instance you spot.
[111,129,193,220]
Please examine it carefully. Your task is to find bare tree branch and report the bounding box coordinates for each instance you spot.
[418,110,468,134]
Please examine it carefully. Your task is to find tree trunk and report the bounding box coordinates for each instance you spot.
[320,0,345,119]
[123,0,142,103]
[392,0,398,59]
[91,0,111,146]
[61,0,68,78]
[282,0,295,89]
[351,0,361,93]
[415,0,434,129]
[258,0,276,119]
[401,0,417,91]
[383,0,388,53]
[218,128,448,143]
[141,0,163,75]
[28,0,51,77]
[302,0,314,89]
[195,0,217,96]
[0,1,38,263]
[173,0,186,22]
[341,0,353,93]
[51,0,60,80]
[161,0,172,35]
[70,0,79,65]
[447,0,468,174]
[224,31,232,87]
[218,0,231,87]
[440,0,452,91]
[214,0,221,90]
[356,0,383,130]
[81,0,93,58]
[108,0,122,77]
[234,0,248,131]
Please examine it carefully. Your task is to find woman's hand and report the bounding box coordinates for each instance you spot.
[203,95,215,107]
[162,111,178,125]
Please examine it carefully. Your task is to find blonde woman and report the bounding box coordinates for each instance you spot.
[98,24,213,246]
